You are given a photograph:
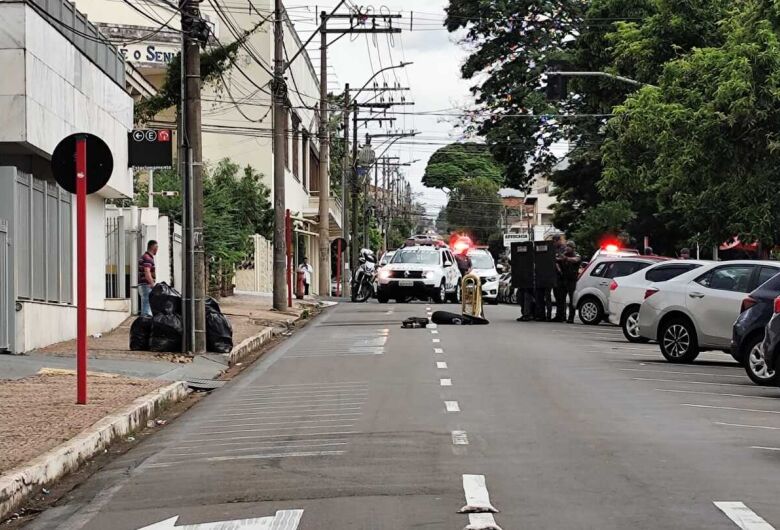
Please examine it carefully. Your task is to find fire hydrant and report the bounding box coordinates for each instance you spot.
[295,270,306,299]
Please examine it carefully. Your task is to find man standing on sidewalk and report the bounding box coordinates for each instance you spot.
[138,240,158,316]
[298,256,314,296]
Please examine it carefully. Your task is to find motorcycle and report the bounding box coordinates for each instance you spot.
[351,249,377,303]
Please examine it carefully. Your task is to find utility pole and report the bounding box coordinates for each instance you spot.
[350,101,359,272]
[341,84,350,298]
[180,0,206,354]
[272,0,287,310]
[317,11,330,297]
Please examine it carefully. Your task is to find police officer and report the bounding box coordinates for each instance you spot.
[559,241,582,323]
[551,235,567,322]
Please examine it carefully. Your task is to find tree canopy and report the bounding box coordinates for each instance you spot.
[444,176,502,245]
[422,142,504,190]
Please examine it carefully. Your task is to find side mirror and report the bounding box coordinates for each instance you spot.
[497,264,505,272]
[444,261,452,268]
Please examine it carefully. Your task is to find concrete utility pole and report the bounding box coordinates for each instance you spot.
[317,11,330,297]
[272,0,287,310]
[341,84,350,298]
[180,0,205,354]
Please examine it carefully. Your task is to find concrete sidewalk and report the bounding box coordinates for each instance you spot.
[2,294,319,384]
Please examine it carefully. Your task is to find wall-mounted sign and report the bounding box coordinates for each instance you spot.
[119,44,178,64]
[128,129,173,168]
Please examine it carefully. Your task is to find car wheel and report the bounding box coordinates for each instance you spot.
[449,283,461,303]
[744,334,777,386]
[621,306,650,343]
[578,297,603,326]
[659,318,699,363]
[510,290,518,305]
[432,282,446,304]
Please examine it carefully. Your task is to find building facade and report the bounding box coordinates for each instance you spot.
[75,0,341,294]
[0,0,133,352]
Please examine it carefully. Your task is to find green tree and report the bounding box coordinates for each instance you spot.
[422,142,504,190]
[601,0,780,248]
[444,176,502,245]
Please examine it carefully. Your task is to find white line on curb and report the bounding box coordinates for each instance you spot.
[440,378,452,386]
[437,361,448,369]
[452,430,469,445]
[445,400,460,412]
[714,501,774,529]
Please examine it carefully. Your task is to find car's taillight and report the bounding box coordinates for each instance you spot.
[774,296,780,314]
[609,280,618,291]
[644,287,659,299]
[741,296,758,313]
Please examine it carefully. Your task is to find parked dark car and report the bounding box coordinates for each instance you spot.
[731,269,780,385]
[761,297,780,379]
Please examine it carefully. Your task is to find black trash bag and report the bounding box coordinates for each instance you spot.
[149,282,182,315]
[129,316,153,351]
[206,311,233,353]
[149,311,183,352]
[431,310,489,325]
[205,296,221,314]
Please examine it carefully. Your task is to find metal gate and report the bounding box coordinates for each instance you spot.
[0,219,9,351]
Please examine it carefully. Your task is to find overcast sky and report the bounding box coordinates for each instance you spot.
[285,0,473,215]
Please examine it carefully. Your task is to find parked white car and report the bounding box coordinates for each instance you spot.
[573,255,666,325]
[638,260,780,363]
[467,249,500,304]
[608,260,708,342]
[376,245,462,303]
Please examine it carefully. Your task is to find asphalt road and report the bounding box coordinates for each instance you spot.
[28,301,780,529]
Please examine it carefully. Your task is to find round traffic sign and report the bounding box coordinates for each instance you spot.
[51,133,114,194]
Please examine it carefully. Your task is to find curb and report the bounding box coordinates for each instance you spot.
[224,327,276,366]
[0,381,189,521]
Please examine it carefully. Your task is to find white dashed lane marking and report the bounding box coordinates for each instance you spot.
[683,404,780,415]
[714,501,774,529]
[445,401,460,412]
[432,338,441,343]
[431,330,439,334]
[468,513,503,530]
[437,361,448,369]
[459,474,499,514]
[434,348,444,354]
[452,430,469,445]
[440,378,452,386]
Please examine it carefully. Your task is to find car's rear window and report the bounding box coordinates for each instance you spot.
[645,264,702,283]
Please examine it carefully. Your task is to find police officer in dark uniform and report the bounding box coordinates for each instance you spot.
[551,235,567,322]
[559,241,582,323]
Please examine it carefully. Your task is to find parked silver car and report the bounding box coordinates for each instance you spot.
[638,260,780,363]
[573,256,667,325]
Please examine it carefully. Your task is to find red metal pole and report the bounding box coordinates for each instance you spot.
[286,209,292,307]
[336,239,342,297]
[75,137,87,405]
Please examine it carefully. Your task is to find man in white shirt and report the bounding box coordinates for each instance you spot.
[298,256,314,295]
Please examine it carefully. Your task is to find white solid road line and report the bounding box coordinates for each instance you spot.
[683,404,780,415]
[452,430,469,445]
[622,368,745,379]
[459,474,499,514]
[437,361,448,369]
[715,422,780,431]
[752,446,780,451]
[434,348,444,353]
[714,501,775,529]
[633,377,748,388]
[656,389,779,400]
[440,378,452,386]
[467,513,504,530]
[445,400,460,412]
